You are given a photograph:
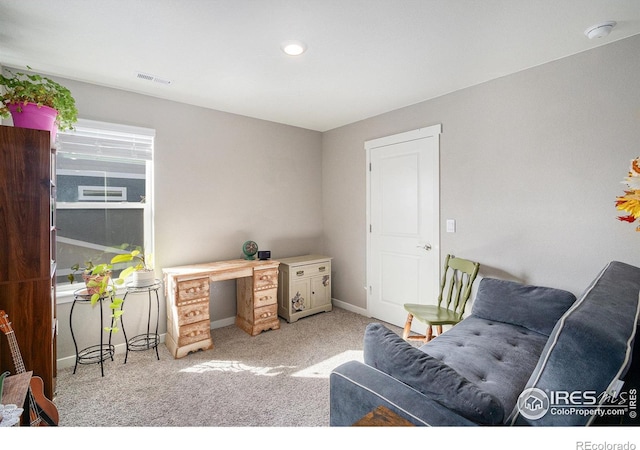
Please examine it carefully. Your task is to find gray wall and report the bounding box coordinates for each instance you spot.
[323,35,640,314]
[43,77,323,365]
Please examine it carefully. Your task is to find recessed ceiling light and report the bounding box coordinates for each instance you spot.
[584,21,617,39]
[281,40,307,56]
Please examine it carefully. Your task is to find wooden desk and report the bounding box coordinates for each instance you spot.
[1,371,31,408]
[353,406,414,426]
[163,259,280,358]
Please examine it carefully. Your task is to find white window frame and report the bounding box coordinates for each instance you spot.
[55,119,155,303]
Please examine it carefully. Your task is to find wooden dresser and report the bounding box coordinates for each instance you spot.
[163,259,280,358]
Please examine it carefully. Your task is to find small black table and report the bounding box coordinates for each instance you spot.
[70,288,116,377]
[121,279,161,363]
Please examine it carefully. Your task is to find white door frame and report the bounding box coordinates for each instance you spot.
[365,124,442,326]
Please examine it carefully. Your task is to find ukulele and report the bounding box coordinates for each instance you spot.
[0,310,59,426]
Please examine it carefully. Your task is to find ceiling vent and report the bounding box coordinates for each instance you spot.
[136,71,171,85]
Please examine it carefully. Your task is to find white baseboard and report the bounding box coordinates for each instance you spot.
[331,297,369,317]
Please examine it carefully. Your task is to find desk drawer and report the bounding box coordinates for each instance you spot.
[177,320,211,347]
[176,278,209,305]
[255,287,277,308]
[176,301,210,326]
[254,304,277,325]
[291,262,330,279]
[254,268,278,290]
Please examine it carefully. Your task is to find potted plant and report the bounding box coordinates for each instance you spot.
[110,245,155,288]
[68,261,123,332]
[0,66,78,142]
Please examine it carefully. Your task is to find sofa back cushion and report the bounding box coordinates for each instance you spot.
[363,323,504,424]
[508,261,640,426]
[471,278,577,336]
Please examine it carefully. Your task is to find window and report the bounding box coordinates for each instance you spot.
[55,119,155,301]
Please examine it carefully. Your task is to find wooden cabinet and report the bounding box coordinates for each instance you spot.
[278,255,332,323]
[0,126,57,400]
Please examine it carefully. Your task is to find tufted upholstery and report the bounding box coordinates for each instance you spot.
[330,261,640,426]
[421,317,549,419]
[363,322,504,424]
[417,277,577,417]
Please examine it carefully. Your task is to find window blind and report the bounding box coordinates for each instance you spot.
[57,118,155,161]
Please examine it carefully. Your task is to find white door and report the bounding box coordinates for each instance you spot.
[366,125,441,331]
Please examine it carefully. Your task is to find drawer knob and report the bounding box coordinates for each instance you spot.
[296,270,304,276]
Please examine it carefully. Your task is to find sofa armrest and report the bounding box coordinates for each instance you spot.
[329,361,477,426]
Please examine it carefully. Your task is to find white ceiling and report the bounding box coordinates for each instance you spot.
[1,0,639,132]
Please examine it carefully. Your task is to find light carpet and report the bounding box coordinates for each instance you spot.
[55,306,402,427]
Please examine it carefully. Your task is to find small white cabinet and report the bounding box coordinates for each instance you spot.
[277,255,332,323]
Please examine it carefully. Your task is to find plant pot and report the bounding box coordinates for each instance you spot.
[7,102,58,143]
[131,270,155,287]
[82,272,111,296]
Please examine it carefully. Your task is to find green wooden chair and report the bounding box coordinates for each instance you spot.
[402,254,480,343]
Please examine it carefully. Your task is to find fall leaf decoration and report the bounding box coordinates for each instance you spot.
[616,157,640,230]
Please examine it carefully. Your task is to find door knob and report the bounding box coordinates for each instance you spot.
[416,244,432,251]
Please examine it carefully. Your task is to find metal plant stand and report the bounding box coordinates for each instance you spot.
[70,288,115,377]
[121,279,161,363]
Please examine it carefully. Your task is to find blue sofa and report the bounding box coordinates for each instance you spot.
[330,261,640,426]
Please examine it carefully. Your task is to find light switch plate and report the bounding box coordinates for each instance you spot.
[446,219,456,233]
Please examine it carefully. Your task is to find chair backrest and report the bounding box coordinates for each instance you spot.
[437,254,480,317]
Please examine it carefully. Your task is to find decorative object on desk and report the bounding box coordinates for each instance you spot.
[68,261,123,332]
[0,311,59,426]
[242,240,258,260]
[616,156,640,231]
[258,250,271,260]
[0,66,78,142]
[110,244,155,287]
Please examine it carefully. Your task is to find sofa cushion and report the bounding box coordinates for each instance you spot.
[471,278,577,336]
[509,261,640,426]
[363,323,504,424]
[422,316,549,420]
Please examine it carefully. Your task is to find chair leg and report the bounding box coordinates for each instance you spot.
[426,326,433,342]
[402,313,413,340]
[403,313,429,343]
[436,325,443,336]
